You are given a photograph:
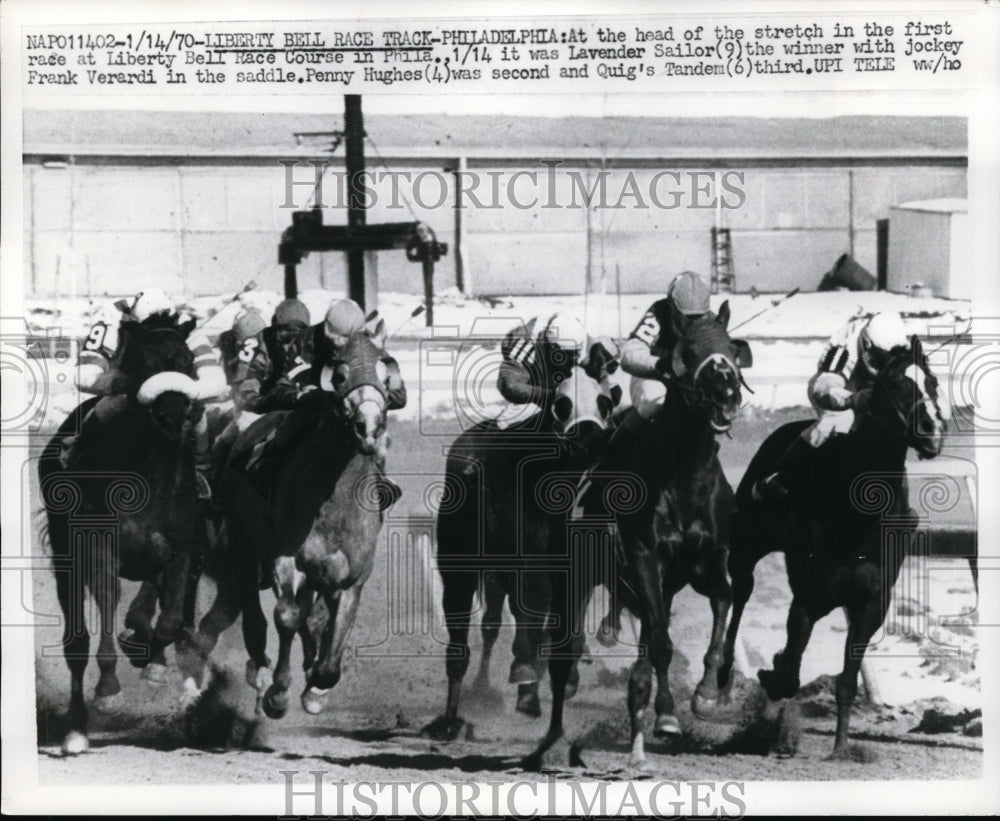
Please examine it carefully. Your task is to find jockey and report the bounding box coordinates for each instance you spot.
[218,306,267,390]
[231,298,312,414]
[752,311,910,501]
[68,287,226,499]
[598,271,714,460]
[207,306,269,486]
[237,298,406,510]
[495,311,619,427]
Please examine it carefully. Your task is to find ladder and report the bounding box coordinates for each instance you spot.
[710,226,735,294]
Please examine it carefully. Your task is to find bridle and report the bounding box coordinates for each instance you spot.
[865,360,938,438]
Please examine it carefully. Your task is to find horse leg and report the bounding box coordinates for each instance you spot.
[55,563,91,755]
[263,556,304,719]
[422,570,477,741]
[120,580,167,684]
[625,621,654,771]
[626,538,680,757]
[185,571,240,700]
[297,588,317,676]
[91,554,125,717]
[831,596,886,759]
[172,552,205,685]
[688,536,733,718]
[468,575,505,711]
[302,581,348,715]
[522,570,587,771]
[509,570,551,718]
[239,569,273,706]
[758,596,815,701]
[720,534,761,698]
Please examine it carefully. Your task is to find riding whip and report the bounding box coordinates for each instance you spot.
[729,287,800,333]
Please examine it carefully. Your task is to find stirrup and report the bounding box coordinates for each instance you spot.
[752,472,789,502]
[194,471,213,501]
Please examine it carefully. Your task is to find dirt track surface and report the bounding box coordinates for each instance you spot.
[29,412,982,787]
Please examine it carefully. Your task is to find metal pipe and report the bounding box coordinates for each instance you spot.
[345,94,367,309]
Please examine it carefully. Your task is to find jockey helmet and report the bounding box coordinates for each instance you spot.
[668,271,711,316]
[131,288,173,322]
[541,312,587,353]
[323,299,365,340]
[272,298,310,330]
[233,307,267,343]
[860,312,909,375]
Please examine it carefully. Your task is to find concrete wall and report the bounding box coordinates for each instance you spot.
[24,160,966,297]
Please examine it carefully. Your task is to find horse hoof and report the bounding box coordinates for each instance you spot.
[142,663,169,686]
[627,754,651,775]
[179,677,202,710]
[93,692,125,716]
[653,713,682,739]
[520,729,567,772]
[516,690,542,718]
[757,668,780,699]
[301,686,330,715]
[596,621,619,648]
[263,687,289,720]
[254,666,273,695]
[691,691,719,719]
[117,629,148,666]
[62,731,89,756]
[421,715,467,742]
[509,664,538,685]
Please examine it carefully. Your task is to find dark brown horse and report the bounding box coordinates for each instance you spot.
[189,328,395,718]
[38,315,211,754]
[528,301,751,770]
[423,364,618,741]
[722,338,945,758]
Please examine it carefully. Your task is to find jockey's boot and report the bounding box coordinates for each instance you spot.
[752,435,811,502]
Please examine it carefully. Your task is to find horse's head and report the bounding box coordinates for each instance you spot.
[119,315,200,443]
[664,300,751,433]
[549,362,621,460]
[868,338,946,459]
[319,327,389,456]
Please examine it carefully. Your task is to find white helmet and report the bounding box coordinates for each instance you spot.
[541,312,587,353]
[131,288,174,322]
[860,312,909,374]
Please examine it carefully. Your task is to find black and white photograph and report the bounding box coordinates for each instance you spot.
[2,1,998,815]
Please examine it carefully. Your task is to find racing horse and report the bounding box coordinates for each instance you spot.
[423,356,619,741]
[526,301,752,770]
[38,314,213,755]
[188,327,396,718]
[721,337,945,758]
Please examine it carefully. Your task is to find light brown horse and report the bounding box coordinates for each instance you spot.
[189,328,398,717]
